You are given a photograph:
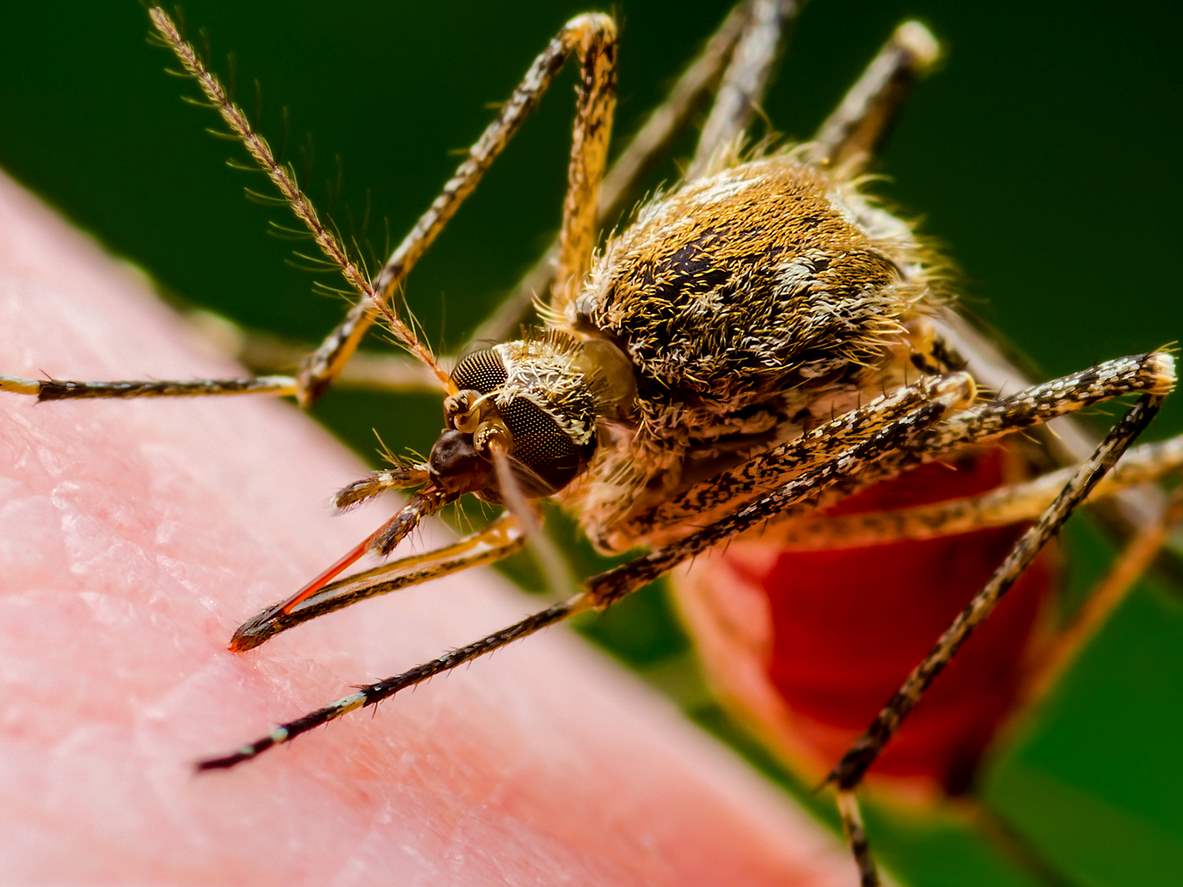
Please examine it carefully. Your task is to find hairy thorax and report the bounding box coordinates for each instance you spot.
[559,153,951,552]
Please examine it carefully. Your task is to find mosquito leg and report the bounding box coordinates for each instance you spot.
[820,394,1163,883]
[198,595,585,770]
[771,433,1183,551]
[190,0,738,389]
[598,2,748,219]
[198,376,972,770]
[836,790,878,887]
[808,20,942,173]
[231,513,524,652]
[23,11,620,404]
[936,311,1183,587]
[805,352,1177,514]
[147,8,452,396]
[465,1,753,346]
[0,372,297,401]
[185,308,444,395]
[0,9,437,406]
[691,0,801,176]
[620,352,1175,546]
[300,15,619,399]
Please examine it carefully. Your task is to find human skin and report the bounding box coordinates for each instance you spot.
[0,172,858,885]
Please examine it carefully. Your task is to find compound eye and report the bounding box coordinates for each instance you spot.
[450,349,508,395]
[499,397,590,495]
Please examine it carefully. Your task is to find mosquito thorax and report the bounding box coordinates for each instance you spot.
[570,155,935,415]
[437,331,636,499]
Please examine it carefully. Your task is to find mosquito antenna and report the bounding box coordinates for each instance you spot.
[147,6,451,391]
[490,444,579,599]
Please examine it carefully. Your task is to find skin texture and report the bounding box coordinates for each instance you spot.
[0,172,860,885]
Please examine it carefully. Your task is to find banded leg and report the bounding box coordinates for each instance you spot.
[301,13,619,398]
[618,353,1173,545]
[231,513,524,652]
[768,433,1183,551]
[821,394,1164,886]
[801,353,1176,517]
[934,312,1183,584]
[197,376,974,769]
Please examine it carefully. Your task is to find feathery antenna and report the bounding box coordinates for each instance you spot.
[147,6,451,390]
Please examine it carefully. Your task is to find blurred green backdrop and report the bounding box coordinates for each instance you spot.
[2,2,1181,884]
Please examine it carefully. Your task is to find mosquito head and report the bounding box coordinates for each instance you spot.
[433,331,635,500]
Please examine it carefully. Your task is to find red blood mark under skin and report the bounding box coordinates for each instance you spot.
[706,446,1057,794]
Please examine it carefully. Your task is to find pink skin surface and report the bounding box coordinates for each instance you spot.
[0,172,858,886]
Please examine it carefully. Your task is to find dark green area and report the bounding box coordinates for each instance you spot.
[2,2,1181,884]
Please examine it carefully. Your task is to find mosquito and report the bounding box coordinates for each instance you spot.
[3,3,1181,884]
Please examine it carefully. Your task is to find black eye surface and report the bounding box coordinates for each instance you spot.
[450,349,507,394]
[500,397,592,494]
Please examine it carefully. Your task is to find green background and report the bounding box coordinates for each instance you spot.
[2,2,1181,884]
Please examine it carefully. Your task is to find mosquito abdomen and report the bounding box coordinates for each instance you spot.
[674,444,1059,795]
